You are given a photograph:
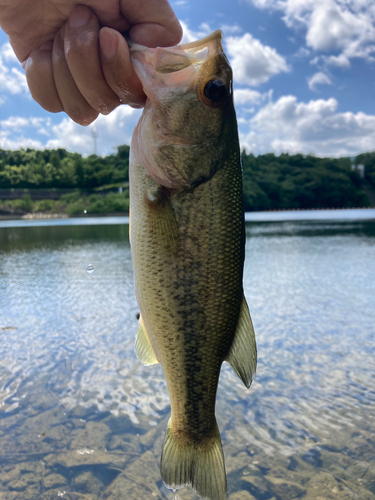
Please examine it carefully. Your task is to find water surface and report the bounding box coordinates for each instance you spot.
[0,216,374,499]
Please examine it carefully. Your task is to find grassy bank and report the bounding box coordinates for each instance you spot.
[1,146,374,214]
[0,190,129,217]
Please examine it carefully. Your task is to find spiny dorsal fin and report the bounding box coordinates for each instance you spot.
[225,294,257,388]
[135,316,159,366]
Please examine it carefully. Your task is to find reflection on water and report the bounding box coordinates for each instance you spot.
[0,218,375,499]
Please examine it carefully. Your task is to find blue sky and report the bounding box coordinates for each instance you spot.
[0,0,375,158]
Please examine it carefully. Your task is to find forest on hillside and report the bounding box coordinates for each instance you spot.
[241,152,371,210]
[0,146,130,190]
[0,146,373,212]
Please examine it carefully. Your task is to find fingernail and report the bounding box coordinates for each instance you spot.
[69,6,91,29]
[100,29,118,60]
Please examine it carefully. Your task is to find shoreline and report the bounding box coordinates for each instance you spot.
[0,211,130,221]
[0,207,374,227]
[0,206,374,222]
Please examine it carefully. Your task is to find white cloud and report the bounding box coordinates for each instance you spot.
[1,117,29,129]
[0,43,28,96]
[0,115,52,150]
[234,89,263,105]
[240,94,375,157]
[225,33,290,86]
[306,2,366,52]
[179,20,210,44]
[247,0,375,66]
[307,72,332,91]
[1,42,19,63]
[248,0,315,26]
[319,53,351,68]
[179,21,288,88]
[0,131,43,150]
[234,89,273,109]
[1,116,51,131]
[0,106,140,156]
[2,93,375,160]
[220,24,243,35]
[293,47,311,58]
[46,105,141,156]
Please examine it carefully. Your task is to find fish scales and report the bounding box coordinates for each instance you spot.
[129,30,257,500]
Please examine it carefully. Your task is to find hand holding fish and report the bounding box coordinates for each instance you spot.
[0,0,182,124]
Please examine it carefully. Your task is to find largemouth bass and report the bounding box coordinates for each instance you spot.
[129,30,257,500]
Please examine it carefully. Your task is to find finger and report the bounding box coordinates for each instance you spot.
[24,41,63,113]
[99,28,146,108]
[64,6,121,116]
[81,1,131,33]
[52,25,98,126]
[120,0,183,47]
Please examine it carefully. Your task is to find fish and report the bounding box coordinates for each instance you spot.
[128,30,257,500]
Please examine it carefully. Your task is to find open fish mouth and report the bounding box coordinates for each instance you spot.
[128,30,227,98]
[129,30,224,76]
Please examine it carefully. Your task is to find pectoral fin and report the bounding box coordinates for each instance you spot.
[135,316,159,366]
[225,295,257,388]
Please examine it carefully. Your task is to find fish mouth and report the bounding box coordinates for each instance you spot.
[152,30,224,73]
[129,30,223,68]
[177,30,223,53]
[129,30,225,90]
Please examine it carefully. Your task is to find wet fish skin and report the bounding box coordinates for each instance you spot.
[129,31,256,500]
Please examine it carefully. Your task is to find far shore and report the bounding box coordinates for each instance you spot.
[0,211,130,221]
[1,207,374,222]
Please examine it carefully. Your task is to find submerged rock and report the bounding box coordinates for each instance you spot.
[305,471,357,499]
[72,471,103,495]
[265,475,306,499]
[43,449,129,469]
[346,460,375,491]
[104,450,161,500]
[70,421,111,451]
[103,473,160,500]
[174,486,199,499]
[228,491,257,500]
[43,473,67,489]
[240,475,271,498]
[122,450,161,485]
[226,452,255,475]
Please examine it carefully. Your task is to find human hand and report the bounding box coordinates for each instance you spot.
[0,1,182,125]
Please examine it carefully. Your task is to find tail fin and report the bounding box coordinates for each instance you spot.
[160,419,226,500]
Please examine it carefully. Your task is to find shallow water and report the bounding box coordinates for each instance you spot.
[0,217,374,500]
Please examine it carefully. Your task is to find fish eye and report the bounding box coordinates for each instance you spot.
[203,79,226,103]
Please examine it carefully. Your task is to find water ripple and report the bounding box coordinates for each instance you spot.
[0,219,374,498]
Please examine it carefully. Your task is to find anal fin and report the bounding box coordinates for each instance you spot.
[135,315,159,366]
[225,294,257,388]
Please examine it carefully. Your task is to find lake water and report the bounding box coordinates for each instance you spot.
[0,212,375,500]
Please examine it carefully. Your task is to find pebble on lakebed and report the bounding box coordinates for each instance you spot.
[0,402,374,500]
